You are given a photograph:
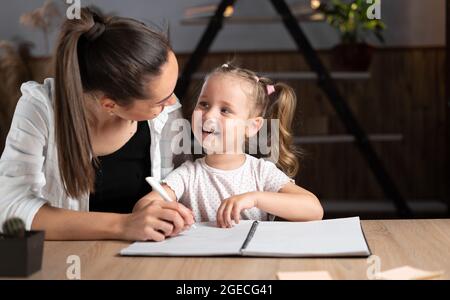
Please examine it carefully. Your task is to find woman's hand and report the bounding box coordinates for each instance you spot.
[216,192,257,228]
[120,199,195,241]
[132,196,154,213]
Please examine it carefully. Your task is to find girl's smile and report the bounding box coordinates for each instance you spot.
[201,119,221,141]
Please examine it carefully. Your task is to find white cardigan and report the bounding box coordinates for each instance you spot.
[0,78,187,230]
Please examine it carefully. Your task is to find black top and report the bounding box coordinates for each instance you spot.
[89,121,151,213]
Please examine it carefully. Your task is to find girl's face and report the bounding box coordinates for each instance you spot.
[192,73,263,154]
[100,51,179,121]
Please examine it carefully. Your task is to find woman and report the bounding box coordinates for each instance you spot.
[0,8,194,241]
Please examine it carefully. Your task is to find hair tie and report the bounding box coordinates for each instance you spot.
[222,63,229,68]
[266,85,275,95]
[254,75,275,95]
[85,22,106,41]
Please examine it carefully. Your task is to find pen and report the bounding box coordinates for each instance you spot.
[145,177,196,229]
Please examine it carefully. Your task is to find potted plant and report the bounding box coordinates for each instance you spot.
[0,218,45,277]
[316,0,386,71]
[0,1,62,144]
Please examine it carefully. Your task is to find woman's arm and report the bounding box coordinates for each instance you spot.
[32,198,195,241]
[216,183,323,228]
[0,84,52,230]
[32,205,124,240]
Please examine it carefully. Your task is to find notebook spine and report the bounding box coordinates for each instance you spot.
[240,221,259,251]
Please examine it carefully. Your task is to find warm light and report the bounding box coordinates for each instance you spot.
[224,5,234,18]
[351,3,358,10]
[310,13,325,21]
[311,0,321,10]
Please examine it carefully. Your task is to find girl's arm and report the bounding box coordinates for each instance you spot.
[254,182,323,221]
[216,182,323,228]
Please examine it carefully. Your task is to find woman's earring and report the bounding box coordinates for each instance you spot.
[109,111,115,116]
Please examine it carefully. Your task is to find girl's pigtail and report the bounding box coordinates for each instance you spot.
[266,83,299,177]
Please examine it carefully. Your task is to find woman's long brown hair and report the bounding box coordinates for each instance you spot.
[54,7,171,198]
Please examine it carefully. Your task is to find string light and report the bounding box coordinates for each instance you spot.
[224,5,234,18]
[311,0,321,10]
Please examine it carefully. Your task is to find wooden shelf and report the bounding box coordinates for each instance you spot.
[181,13,325,25]
[294,134,403,144]
[192,71,370,81]
[322,199,447,217]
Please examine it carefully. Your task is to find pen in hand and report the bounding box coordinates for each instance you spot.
[145,177,196,229]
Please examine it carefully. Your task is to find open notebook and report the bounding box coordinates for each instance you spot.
[120,217,371,257]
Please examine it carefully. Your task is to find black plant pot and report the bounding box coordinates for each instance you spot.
[0,231,45,277]
[331,43,374,71]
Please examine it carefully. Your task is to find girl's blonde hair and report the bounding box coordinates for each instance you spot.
[207,63,300,177]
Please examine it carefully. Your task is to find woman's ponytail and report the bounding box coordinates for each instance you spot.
[54,8,98,198]
[54,7,171,198]
[55,8,171,198]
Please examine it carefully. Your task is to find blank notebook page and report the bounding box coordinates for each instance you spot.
[120,221,254,256]
[242,217,370,257]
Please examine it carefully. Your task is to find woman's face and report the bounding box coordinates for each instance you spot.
[103,51,179,121]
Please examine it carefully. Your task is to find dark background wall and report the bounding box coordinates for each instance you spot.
[0,0,448,218]
[0,0,445,55]
[177,48,448,218]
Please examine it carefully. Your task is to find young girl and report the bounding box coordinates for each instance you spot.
[134,63,323,229]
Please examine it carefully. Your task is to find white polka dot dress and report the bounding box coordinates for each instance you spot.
[163,154,293,222]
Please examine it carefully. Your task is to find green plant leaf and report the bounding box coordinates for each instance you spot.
[319,0,385,44]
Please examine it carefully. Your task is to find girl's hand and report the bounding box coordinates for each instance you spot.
[216,192,257,228]
[121,199,195,241]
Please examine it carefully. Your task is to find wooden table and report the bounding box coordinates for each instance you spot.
[23,219,450,279]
